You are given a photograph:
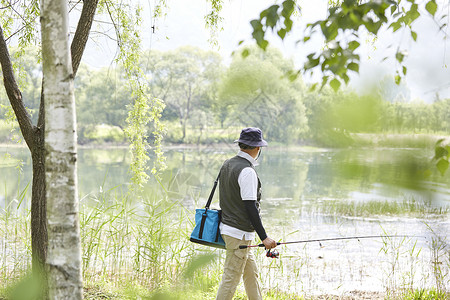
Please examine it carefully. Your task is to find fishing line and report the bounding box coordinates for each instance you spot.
[239,235,424,249]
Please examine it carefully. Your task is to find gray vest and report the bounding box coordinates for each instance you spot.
[219,155,262,232]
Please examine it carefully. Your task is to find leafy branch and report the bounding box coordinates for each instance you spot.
[104,0,166,192]
[433,139,450,176]
[248,0,443,91]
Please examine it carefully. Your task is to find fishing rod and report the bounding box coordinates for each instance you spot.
[239,235,422,250]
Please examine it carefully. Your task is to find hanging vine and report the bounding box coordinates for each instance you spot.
[205,0,224,47]
[101,0,166,192]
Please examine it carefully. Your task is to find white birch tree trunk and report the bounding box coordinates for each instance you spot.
[41,0,82,298]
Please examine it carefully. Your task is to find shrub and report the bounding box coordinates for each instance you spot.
[79,124,125,144]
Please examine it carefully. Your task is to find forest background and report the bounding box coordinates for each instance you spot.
[1,45,449,149]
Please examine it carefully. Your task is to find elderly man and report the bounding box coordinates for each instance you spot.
[216,127,277,300]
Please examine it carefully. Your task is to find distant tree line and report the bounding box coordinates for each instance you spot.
[1,46,450,147]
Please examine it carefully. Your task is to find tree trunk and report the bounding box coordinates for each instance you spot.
[1,0,97,291]
[31,129,47,277]
[41,0,82,298]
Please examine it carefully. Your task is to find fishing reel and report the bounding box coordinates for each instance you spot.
[266,249,279,259]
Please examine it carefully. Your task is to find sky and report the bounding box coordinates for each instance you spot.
[82,0,450,103]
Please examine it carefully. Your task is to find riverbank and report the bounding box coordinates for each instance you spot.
[1,131,448,150]
[80,284,446,300]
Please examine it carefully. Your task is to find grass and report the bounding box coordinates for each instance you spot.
[352,133,445,149]
[311,198,449,218]
[1,176,449,299]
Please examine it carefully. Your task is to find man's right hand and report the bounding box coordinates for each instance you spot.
[262,237,277,249]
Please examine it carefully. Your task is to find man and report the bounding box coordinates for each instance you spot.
[216,127,277,300]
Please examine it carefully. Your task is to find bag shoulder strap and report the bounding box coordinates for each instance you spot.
[205,171,220,209]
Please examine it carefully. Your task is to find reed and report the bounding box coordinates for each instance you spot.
[1,173,449,299]
[312,198,449,218]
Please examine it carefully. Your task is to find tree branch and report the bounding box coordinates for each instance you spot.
[71,0,99,76]
[0,24,35,150]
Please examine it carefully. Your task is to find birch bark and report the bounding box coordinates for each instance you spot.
[41,0,82,298]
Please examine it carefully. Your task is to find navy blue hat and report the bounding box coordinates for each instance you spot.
[234,127,268,147]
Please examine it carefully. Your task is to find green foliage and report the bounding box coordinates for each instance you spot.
[104,0,166,190]
[0,119,18,143]
[218,46,307,143]
[250,0,444,91]
[141,46,223,142]
[316,198,448,218]
[425,0,438,16]
[2,272,44,300]
[403,289,449,300]
[303,89,384,146]
[182,253,217,280]
[204,0,224,47]
[80,124,125,144]
[248,1,295,51]
[433,139,450,176]
[75,65,128,129]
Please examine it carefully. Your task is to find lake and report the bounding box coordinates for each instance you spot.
[1,144,449,296]
[1,145,449,210]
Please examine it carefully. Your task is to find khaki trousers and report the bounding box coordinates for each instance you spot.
[216,235,262,300]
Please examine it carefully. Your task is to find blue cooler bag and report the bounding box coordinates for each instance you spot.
[190,208,225,249]
[190,172,226,249]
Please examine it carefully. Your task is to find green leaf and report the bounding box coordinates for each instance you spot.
[435,145,448,159]
[242,49,250,58]
[402,65,407,75]
[282,0,295,14]
[395,51,405,63]
[304,57,320,70]
[183,253,217,279]
[321,75,329,89]
[425,0,437,16]
[342,73,350,84]
[411,30,417,41]
[436,138,446,146]
[284,17,294,32]
[265,5,280,29]
[287,70,299,81]
[330,78,341,92]
[395,74,401,85]
[390,20,402,32]
[348,40,360,51]
[308,83,318,92]
[250,19,262,30]
[390,4,397,15]
[252,29,265,48]
[436,158,449,176]
[278,28,287,39]
[347,62,359,73]
[259,39,269,50]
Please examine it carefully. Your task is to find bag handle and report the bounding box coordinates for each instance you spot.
[205,171,220,209]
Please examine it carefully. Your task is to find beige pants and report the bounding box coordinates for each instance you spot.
[215,235,262,300]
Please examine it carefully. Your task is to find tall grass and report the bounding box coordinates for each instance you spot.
[80,183,205,290]
[0,177,31,288]
[309,198,449,218]
[1,175,449,299]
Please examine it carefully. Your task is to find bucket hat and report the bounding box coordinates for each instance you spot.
[234,127,268,147]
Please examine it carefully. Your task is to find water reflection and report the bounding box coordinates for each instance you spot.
[1,146,450,211]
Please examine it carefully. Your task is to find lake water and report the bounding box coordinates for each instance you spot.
[1,145,449,210]
[1,145,449,296]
